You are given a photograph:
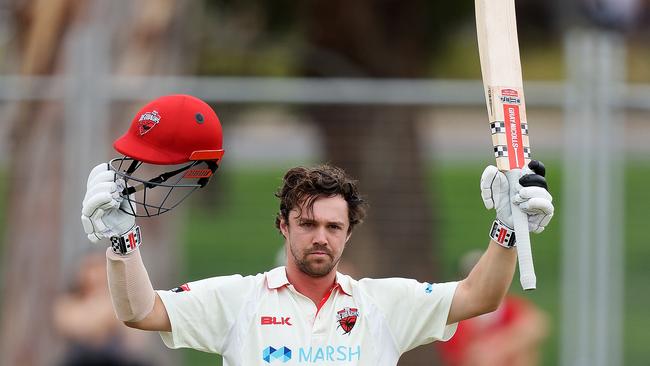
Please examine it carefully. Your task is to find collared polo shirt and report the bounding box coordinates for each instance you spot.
[157,267,458,366]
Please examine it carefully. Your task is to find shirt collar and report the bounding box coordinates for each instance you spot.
[265,266,353,296]
[266,266,290,289]
[335,272,353,296]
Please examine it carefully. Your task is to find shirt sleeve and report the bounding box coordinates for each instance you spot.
[156,274,259,354]
[359,278,459,353]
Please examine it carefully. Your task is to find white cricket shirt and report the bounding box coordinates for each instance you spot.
[157,267,458,365]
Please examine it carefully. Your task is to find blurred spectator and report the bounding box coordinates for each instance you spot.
[437,250,549,366]
[53,252,151,366]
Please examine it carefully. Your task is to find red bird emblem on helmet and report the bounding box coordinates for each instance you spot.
[138,110,161,135]
[336,307,359,335]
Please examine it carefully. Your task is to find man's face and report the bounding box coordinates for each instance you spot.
[280,195,351,277]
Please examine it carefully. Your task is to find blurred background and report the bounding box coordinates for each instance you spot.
[0,0,648,365]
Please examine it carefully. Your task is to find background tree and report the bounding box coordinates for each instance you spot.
[0,1,199,364]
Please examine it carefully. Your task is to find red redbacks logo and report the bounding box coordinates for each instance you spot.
[336,307,359,335]
[138,110,161,135]
[171,283,190,293]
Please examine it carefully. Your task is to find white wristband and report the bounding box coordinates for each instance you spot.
[489,219,516,248]
[110,225,142,255]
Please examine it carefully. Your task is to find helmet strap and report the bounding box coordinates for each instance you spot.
[197,160,219,188]
[125,159,141,175]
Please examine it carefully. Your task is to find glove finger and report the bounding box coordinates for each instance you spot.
[519,186,552,199]
[538,211,553,228]
[527,160,546,177]
[82,192,118,217]
[88,170,116,188]
[519,197,554,215]
[114,178,132,200]
[87,163,109,186]
[518,174,548,190]
[526,215,544,233]
[529,223,546,234]
[81,215,94,235]
[87,163,111,187]
[83,181,118,202]
[514,186,552,202]
[87,232,102,244]
[528,211,553,233]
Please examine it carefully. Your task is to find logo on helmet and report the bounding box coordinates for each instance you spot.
[138,110,161,135]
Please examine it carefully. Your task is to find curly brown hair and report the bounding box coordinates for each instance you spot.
[275,165,367,233]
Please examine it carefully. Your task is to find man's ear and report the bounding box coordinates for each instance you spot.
[280,218,289,239]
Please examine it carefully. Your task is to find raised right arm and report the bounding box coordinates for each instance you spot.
[81,162,170,332]
[106,248,171,331]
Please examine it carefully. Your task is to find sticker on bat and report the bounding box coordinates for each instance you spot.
[501,88,526,169]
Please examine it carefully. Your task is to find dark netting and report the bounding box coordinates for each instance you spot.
[109,157,218,217]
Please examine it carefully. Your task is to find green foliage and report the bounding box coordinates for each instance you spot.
[196,2,569,80]
[182,167,285,280]
[197,1,476,77]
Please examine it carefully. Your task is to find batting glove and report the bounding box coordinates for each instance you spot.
[480,160,554,234]
[81,163,136,243]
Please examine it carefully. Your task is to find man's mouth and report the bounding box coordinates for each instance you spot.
[307,250,331,258]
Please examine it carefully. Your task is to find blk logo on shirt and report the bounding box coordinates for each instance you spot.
[261,316,292,326]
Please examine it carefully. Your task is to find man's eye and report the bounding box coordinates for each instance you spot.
[299,222,313,227]
[328,224,342,230]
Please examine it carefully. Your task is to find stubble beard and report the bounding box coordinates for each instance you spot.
[290,243,340,278]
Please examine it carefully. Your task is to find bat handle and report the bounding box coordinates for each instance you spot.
[506,169,537,290]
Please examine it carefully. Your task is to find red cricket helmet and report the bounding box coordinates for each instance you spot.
[114,94,224,164]
[109,95,225,217]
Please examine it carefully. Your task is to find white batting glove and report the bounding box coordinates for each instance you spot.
[480,160,554,234]
[81,163,136,243]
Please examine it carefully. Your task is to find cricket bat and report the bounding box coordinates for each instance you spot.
[475,0,536,290]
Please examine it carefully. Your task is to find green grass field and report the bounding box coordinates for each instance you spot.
[178,160,649,366]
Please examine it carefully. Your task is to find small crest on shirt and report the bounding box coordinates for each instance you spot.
[336,307,359,335]
[424,283,433,294]
[171,283,191,293]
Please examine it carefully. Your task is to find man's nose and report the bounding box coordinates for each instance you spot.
[313,226,328,245]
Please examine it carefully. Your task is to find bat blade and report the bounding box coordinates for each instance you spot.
[476,0,536,290]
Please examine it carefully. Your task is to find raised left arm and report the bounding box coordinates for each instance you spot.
[447,241,516,324]
[447,161,553,324]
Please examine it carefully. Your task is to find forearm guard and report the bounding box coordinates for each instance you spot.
[106,247,155,322]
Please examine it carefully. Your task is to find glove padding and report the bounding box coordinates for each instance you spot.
[81,163,136,243]
[480,160,554,233]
